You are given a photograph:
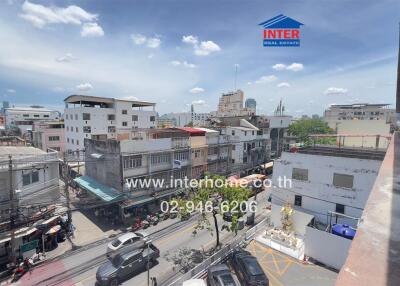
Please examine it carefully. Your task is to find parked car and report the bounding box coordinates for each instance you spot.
[182,279,207,286]
[230,249,269,286]
[96,243,160,286]
[106,231,148,258]
[207,264,240,286]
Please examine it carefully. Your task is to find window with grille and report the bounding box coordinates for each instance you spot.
[333,173,354,188]
[292,168,308,181]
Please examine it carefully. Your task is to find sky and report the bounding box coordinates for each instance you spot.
[0,0,399,117]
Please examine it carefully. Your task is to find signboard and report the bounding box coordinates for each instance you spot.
[20,239,38,253]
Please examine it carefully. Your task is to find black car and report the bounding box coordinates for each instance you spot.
[207,264,241,286]
[230,250,269,286]
[96,244,160,286]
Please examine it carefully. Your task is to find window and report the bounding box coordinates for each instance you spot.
[72,139,74,144]
[122,110,127,115]
[75,114,78,120]
[333,173,354,189]
[22,171,39,186]
[294,195,302,207]
[66,114,68,120]
[252,142,255,148]
[122,122,128,127]
[75,127,78,132]
[44,115,49,118]
[231,130,235,136]
[83,126,91,133]
[252,131,255,135]
[33,114,39,118]
[23,114,29,117]
[292,168,308,181]
[336,204,345,214]
[150,116,155,122]
[132,115,138,121]
[76,140,79,145]
[108,126,116,133]
[123,155,142,169]
[244,131,247,136]
[48,136,60,141]
[108,114,115,120]
[232,145,235,151]
[82,113,91,120]
[66,126,69,131]
[67,138,69,143]
[174,151,188,161]
[151,153,171,165]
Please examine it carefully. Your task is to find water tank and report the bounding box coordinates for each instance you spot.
[332,224,356,240]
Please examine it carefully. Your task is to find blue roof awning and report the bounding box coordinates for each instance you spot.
[74,175,125,202]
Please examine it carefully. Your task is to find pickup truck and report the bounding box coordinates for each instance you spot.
[96,243,160,286]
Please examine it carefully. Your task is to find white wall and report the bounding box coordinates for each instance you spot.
[272,151,381,226]
[305,226,352,270]
[120,138,171,153]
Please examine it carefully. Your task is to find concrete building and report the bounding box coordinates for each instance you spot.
[32,121,65,153]
[271,145,385,227]
[160,110,211,127]
[64,95,157,151]
[324,103,395,130]
[217,90,255,117]
[5,106,60,134]
[0,147,60,223]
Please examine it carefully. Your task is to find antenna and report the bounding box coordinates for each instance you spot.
[234,64,239,91]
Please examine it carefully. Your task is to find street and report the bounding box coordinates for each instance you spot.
[14,191,269,286]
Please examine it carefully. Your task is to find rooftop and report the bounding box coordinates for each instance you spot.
[5,107,57,112]
[176,127,206,136]
[293,145,386,161]
[328,103,391,109]
[64,94,156,107]
[335,132,400,286]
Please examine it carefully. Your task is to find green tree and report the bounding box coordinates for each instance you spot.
[173,174,250,249]
[288,118,335,145]
[184,121,194,127]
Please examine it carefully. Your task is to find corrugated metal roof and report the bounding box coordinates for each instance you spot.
[74,175,125,202]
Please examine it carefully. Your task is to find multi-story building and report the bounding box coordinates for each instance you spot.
[5,106,60,134]
[64,95,157,151]
[267,115,292,157]
[245,98,257,114]
[32,121,65,154]
[195,128,232,175]
[160,110,211,127]
[0,147,60,223]
[216,90,255,117]
[324,103,396,130]
[271,144,385,227]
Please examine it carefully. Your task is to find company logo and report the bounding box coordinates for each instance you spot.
[259,14,304,47]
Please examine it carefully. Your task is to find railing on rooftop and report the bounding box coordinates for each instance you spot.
[335,131,400,286]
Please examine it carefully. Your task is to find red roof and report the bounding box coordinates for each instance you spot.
[176,127,206,136]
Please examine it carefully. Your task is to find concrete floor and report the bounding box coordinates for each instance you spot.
[246,240,338,286]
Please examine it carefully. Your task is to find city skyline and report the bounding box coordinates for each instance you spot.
[0,0,399,116]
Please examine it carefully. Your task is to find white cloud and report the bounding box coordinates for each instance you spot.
[253,75,278,84]
[130,34,161,48]
[277,82,290,88]
[194,41,221,56]
[286,63,304,72]
[272,64,286,71]
[7,89,16,93]
[52,86,65,92]
[182,35,221,56]
[192,99,205,105]
[170,60,196,68]
[272,62,304,72]
[146,37,161,48]
[20,1,98,29]
[76,82,93,91]
[55,52,75,62]
[81,22,104,37]
[189,87,205,94]
[131,34,147,45]
[147,54,154,59]
[182,35,198,45]
[324,87,348,95]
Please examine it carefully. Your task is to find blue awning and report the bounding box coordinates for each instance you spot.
[74,175,125,202]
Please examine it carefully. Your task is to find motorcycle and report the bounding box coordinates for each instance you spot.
[142,219,150,229]
[131,218,142,231]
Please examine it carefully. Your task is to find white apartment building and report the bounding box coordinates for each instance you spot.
[5,107,60,134]
[160,111,211,127]
[271,146,384,227]
[324,103,396,130]
[64,95,157,151]
[220,119,269,173]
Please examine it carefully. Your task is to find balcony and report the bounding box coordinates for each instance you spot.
[335,131,400,286]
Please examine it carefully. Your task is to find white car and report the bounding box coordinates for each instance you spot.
[182,279,207,286]
[106,231,148,257]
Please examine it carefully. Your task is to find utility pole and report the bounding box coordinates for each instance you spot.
[63,152,72,231]
[8,155,16,264]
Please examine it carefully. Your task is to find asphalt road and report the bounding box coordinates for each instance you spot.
[15,191,269,286]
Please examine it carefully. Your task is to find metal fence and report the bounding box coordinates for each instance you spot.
[163,216,270,286]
